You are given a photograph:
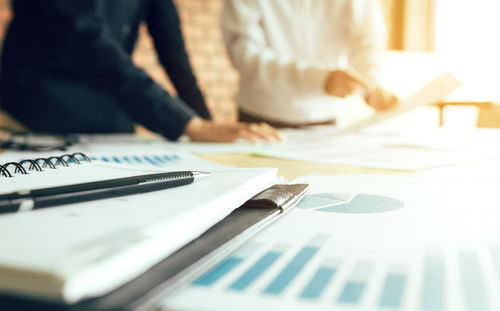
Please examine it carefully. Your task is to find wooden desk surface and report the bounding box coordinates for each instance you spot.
[200,152,500,183]
[199,153,407,180]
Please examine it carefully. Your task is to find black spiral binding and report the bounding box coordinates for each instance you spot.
[0,152,91,178]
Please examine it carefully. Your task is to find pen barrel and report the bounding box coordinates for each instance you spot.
[0,202,20,213]
[0,171,197,202]
[141,171,194,184]
[0,174,195,213]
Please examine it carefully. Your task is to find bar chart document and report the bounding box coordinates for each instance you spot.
[165,174,500,311]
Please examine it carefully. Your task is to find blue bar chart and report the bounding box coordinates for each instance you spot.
[90,153,181,167]
[171,235,500,311]
[163,174,500,311]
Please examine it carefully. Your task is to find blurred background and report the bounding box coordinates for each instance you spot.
[1,0,499,129]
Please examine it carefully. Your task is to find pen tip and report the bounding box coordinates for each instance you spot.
[193,171,212,177]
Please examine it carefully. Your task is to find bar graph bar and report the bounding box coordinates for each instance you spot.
[421,255,445,311]
[489,245,500,283]
[263,233,330,295]
[458,250,490,311]
[133,156,143,163]
[99,156,109,162]
[337,261,373,304]
[192,242,262,287]
[299,259,339,300]
[143,155,159,166]
[151,155,162,163]
[378,266,407,308]
[122,156,132,163]
[228,245,288,291]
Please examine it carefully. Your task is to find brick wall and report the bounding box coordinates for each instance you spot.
[0,0,397,123]
[133,0,238,122]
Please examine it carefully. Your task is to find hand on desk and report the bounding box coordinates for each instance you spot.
[184,117,284,143]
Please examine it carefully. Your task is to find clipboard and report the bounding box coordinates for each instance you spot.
[0,184,309,311]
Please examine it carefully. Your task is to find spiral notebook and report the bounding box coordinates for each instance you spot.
[0,153,120,193]
[0,152,278,303]
[0,151,229,193]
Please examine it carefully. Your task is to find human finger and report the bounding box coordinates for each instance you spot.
[374,90,398,111]
[344,68,376,91]
[382,93,399,110]
[366,91,381,110]
[260,122,285,142]
[244,123,276,143]
[249,123,284,142]
[235,127,261,143]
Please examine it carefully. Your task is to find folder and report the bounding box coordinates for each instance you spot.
[0,183,309,311]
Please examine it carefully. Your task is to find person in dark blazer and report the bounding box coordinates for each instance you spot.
[0,0,280,142]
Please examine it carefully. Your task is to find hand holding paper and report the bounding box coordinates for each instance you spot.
[325,68,398,111]
[324,70,365,98]
[364,87,399,111]
[333,72,463,136]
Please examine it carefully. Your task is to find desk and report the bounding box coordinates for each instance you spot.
[200,154,406,180]
[2,138,500,310]
[201,147,500,183]
[434,101,495,127]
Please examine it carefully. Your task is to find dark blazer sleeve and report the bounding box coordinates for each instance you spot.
[146,0,211,120]
[40,0,196,140]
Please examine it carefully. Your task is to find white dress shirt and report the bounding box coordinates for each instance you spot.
[222,0,387,124]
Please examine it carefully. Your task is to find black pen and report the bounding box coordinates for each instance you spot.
[0,171,211,214]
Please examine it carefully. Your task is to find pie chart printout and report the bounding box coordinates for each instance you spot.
[296,193,404,213]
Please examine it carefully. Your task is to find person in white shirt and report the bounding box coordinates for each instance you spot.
[222,0,397,127]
